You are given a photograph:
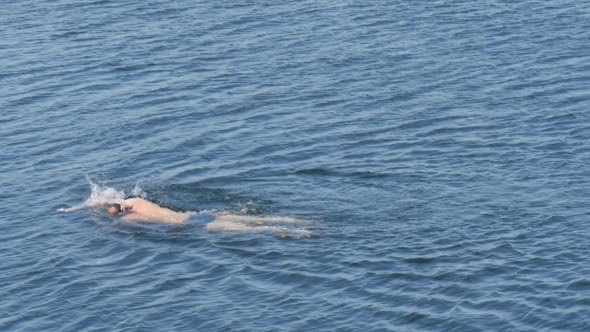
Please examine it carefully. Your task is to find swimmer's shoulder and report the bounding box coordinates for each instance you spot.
[124,197,144,204]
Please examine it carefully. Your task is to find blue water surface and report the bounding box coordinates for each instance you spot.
[1,0,590,331]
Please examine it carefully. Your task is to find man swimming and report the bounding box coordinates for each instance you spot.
[56,181,314,236]
[60,197,310,231]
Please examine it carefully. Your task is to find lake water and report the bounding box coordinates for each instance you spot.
[1,0,590,331]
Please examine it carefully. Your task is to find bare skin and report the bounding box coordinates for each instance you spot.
[114,198,194,224]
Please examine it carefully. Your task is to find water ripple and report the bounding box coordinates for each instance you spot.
[2,0,590,331]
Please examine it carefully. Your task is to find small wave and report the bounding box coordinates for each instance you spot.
[294,168,390,179]
[295,168,334,176]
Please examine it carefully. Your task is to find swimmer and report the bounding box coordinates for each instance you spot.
[60,197,311,229]
[56,180,313,235]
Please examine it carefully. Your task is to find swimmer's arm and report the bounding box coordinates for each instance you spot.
[57,205,82,212]
[57,198,124,212]
[56,202,91,212]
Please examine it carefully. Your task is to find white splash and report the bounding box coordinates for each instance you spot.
[130,181,147,198]
[57,177,127,212]
[87,179,126,205]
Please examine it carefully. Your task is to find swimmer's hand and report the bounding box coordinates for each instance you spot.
[57,205,84,212]
[56,199,108,212]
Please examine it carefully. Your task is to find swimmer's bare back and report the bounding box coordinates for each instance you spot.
[121,198,193,224]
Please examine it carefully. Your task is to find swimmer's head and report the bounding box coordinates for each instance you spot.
[107,203,123,216]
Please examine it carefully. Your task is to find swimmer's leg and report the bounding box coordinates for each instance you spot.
[206,220,255,232]
[206,220,314,236]
[256,215,311,223]
[211,212,311,225]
